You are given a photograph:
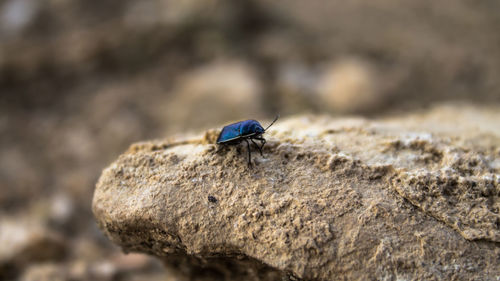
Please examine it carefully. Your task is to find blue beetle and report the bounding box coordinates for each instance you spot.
[216,115,279,165]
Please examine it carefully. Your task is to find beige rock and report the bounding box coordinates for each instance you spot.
[317,58,380,113]
[93,105,500,280]
[20,263,67,281]
[0,216,67,279]
[165,60,264,132]
[276,62,319,114]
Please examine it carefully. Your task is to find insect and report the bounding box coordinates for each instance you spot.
[216,115,279,166]
[208,195,217,203]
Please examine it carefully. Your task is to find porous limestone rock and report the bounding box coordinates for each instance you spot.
[93,105,500,280]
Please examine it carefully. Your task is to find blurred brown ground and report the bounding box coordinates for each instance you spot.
[0,0,499,280]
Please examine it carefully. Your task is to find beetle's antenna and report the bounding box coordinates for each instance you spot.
[264,114,280,131]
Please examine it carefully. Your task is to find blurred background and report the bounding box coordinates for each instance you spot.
[1,0,499,280]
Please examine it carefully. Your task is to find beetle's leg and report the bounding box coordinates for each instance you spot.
[254,136,266,151]
[215,144,224,154]
[251,139,263,156]
[244,139,252,166]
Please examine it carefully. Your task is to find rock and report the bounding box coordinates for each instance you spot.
[316,58,381,113]
[92,105,500,280]
[20,263,67,281]
[276,62,320,114]
[165,60,264,132]
[0,0,40,37]
[0,216,67,279]
[18,253,162,281]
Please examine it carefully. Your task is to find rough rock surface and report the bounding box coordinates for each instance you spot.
[93,105,500,280]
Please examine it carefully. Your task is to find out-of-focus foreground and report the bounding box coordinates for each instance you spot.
[1,0,499,280]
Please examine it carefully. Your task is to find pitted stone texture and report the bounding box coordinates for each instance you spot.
[93,105,500,280]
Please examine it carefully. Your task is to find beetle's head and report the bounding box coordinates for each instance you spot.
[253,123,265,134]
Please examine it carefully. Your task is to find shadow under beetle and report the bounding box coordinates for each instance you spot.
[216,115,279,166]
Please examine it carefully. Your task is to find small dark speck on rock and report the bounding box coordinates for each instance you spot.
[208,195,217,203]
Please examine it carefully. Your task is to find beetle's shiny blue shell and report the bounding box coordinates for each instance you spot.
[216,120,264,143]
